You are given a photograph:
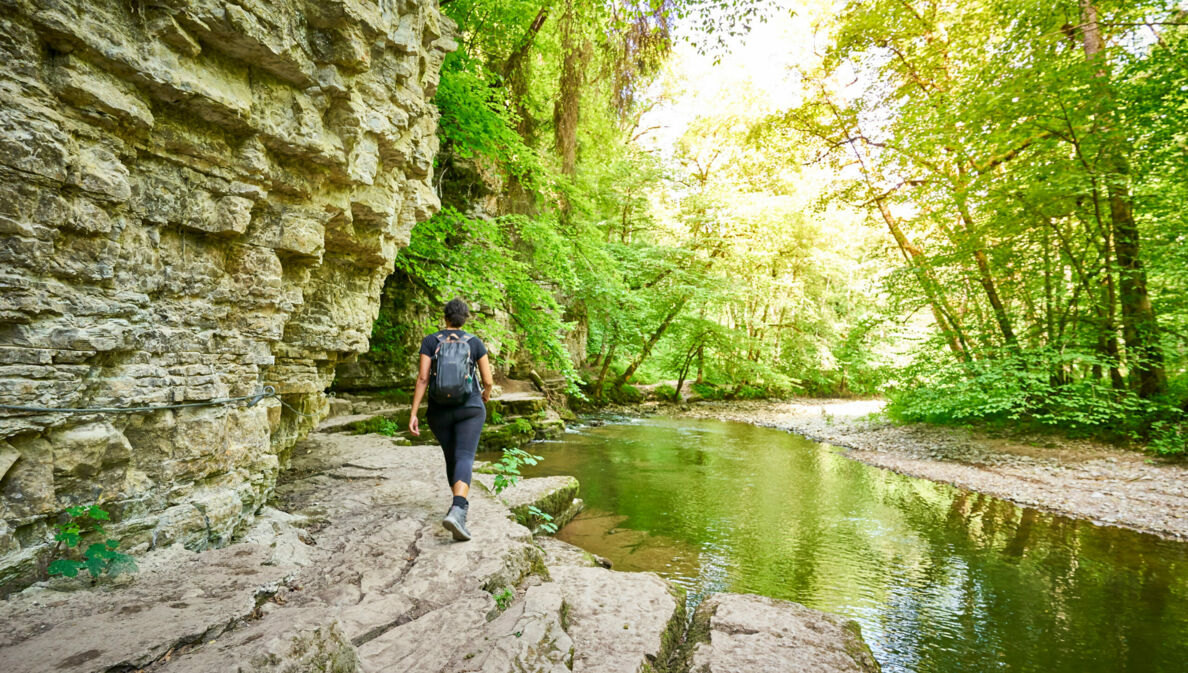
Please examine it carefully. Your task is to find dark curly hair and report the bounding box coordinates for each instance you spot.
[443,298,470,328]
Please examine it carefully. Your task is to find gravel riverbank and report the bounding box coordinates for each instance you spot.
[667,399,1188,541]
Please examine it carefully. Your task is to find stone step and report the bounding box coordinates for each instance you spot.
[485,393,549,418]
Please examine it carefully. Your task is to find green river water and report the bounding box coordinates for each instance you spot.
[507,417,1188,673]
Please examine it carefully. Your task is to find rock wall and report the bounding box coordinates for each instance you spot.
[0,0,454,591]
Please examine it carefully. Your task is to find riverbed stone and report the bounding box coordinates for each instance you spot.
[679,593,881,673]
[0,0,455,592]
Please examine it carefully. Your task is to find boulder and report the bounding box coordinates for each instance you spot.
[678,593,881,673]
[486,393,549,419]
[480,420,536,450]
[550,565,686,673]
[492,476,582,534]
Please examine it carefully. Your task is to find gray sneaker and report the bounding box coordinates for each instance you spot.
[442,505,471,541]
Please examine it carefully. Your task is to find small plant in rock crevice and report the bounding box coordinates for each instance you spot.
[491,447,542,494]
[47,505,138,581]
[492,586,514,611]
[525,505,558,534]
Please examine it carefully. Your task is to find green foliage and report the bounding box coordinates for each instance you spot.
[610,384,643,404]
[525,505,559,535]
[691,382,725,401]
[48,506,137,580]
[754,0,1188,436]
[489,410,505,425]
[351,416,405,437]
[1149,422,1188,457]
[491,447,542,494]
[492,586,515,611]
[886,348,1184,440]
[654,384,679,402]
[735,385,768,400]
[392,207,580,390]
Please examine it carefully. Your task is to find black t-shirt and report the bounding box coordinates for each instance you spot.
[419,329,488,409]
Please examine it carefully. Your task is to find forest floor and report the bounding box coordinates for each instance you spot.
[668,399,1188,541]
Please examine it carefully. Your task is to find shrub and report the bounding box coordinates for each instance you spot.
[736,385,767,400]
[611,384,643,404]
[885,348,1183,439]
[654,384,679,402]
[491,447,542,493]
[1150,422,1187,456]
[691,382,725,401]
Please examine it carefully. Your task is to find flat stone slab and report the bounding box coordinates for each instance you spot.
[160,608,359,673]
[0,545,290,673]
[682,593,881,673]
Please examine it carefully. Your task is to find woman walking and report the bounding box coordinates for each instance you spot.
[409,298,493,541]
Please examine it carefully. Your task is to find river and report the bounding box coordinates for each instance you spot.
[509,416,1188,673]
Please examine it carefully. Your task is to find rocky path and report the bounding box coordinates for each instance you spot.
[0,425,880,673]
[674,399,1188,541]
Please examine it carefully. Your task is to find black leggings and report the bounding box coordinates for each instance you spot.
[426,404,486,488]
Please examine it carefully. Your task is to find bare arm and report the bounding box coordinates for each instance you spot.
[478,354,494,403]
[409,353,431,436]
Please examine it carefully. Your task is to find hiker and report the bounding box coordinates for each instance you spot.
[409,298,494,541]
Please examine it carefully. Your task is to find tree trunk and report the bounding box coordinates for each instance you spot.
[954,193,1017,348]
[554,0,583,176]
[593,343,616,398]
[675,343,698,403]
[875,198,972,361]
[615,298,688,387]
[503,3,552,140]
[1078,1,1166,397]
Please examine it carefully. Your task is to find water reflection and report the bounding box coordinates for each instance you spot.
[509,417,1188,673]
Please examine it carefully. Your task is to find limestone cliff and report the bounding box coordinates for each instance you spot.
[0,0,455,590]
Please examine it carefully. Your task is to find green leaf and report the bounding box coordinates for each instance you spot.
[48,559,82,578]
[55,527,81,548]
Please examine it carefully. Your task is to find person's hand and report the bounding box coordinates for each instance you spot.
[409,414,420,436]
[482,388,491,403]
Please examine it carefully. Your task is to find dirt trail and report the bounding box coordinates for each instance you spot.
[672,399,1188,540]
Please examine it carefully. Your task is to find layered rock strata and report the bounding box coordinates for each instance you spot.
[0,0,455,590]
[0,428,881,673]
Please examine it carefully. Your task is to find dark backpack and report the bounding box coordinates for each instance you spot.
[429,332,476,405]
